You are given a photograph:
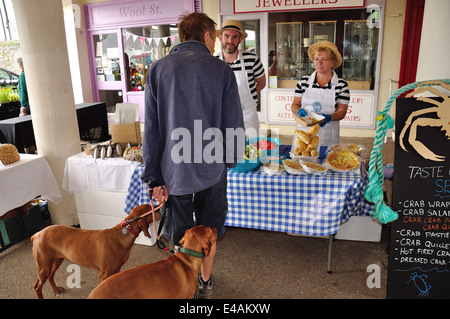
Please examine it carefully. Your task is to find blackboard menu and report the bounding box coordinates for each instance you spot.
[387,97,450,299]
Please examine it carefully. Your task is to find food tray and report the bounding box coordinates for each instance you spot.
[294,110,325,127]
[290,126,320,162]
[232,137,281,172]
[283,159,306,175]
[325,149,361,173]
[289,152,319,163]
[327,143,366,156]
[262,163,285,176]
[299,160,328,175]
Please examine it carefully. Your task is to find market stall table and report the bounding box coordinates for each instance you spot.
[0,115,34,153]
[124,158,374,273]
[62,152,158,246]
[0,102,109,152]
[0,154,62,251]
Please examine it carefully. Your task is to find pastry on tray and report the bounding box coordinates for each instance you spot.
[263,163,285,175]
[299,161,328,175]
[326,150,360,171]
[283,159,305,175]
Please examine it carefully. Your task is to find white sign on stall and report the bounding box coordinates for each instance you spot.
[268,91,296,123]
[268,91,376,128]
[341,93,375,128]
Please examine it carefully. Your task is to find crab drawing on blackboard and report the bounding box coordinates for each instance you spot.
[399,80,450,162]
[407,272,432,297]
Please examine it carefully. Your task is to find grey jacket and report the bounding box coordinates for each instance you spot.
[141,41,245,195]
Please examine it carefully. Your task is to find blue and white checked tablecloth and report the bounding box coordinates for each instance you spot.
[124,162,373,237]
[124,164,152,214]
[226,166,373,236]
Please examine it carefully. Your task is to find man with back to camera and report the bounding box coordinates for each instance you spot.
[141,12,245,299]
[216,20,266,137]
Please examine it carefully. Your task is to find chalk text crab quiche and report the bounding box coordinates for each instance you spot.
[326,150,360,171]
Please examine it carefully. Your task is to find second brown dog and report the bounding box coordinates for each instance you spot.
[30,204,161,299]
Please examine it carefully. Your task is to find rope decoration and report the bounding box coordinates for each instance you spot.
[364,79,450,224]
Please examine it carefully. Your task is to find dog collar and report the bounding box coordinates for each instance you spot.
[121,220,139,237]
[179,247,205,258]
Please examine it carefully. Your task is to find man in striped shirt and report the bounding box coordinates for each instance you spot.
[216,20,266,135]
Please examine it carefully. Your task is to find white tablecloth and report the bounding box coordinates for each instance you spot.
[62,152,140,193]
[0,154,62,217]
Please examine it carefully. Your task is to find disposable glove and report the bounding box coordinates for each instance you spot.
[320,113,332,127]
[297,109,307,117]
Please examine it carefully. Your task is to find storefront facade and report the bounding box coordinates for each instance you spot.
[79,0,415,138]
[84,0,202,119]
[217,0,385,134]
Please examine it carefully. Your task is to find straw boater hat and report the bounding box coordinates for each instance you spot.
[308,41,342,68]
[216,20,248,39]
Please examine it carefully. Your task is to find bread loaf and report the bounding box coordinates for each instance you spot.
[306,136,319,152]
[295,130,311,144]
[307,124,320,137]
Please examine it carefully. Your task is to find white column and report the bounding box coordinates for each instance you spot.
[63,0,84,104]
[416,0,450,81]
[12,0,80,225]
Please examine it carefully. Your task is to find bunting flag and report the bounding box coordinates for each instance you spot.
[123,30,178,47]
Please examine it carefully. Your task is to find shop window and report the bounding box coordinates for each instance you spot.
[122,25,179,92]
[237,19,262,111]
[93,33,121,82]
[239,20,261,56]
[268,9,379,91]
[342,20,379,90]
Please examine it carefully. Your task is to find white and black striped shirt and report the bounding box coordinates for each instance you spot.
[216,51,265,103]
[294,73,350,108]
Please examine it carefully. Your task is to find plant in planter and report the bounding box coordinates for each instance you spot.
[0,87,20,117]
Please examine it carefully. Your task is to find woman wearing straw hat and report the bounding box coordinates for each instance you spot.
[291,41,350,152]
[216,20,266,137]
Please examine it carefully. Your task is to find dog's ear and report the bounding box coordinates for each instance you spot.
[179,228,191,247]
[138,219,151,239]
[201,228,215,257]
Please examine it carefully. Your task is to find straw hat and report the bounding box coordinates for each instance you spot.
[216,20,247,39]
[308,41,342,68]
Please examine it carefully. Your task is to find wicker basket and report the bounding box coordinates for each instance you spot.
[0,144,20,165]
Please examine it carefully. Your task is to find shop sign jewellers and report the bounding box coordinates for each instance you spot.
[234,0,365,13]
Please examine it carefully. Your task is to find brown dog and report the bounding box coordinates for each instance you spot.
[30,204,161,299]
[88,225,217,299]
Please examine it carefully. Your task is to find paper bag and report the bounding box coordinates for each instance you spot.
[111,121,142,144]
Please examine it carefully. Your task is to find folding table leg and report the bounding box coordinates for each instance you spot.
[327,234,335,274]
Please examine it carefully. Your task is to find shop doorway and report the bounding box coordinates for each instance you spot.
[89,26,179,121]
[220,14,268,119]
[90,30,125,113]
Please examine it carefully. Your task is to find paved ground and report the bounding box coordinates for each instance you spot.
[0,224,390,300]
[0,137,394,302]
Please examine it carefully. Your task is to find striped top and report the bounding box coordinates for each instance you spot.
[216,51,265,103]
[294,72,350,108]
